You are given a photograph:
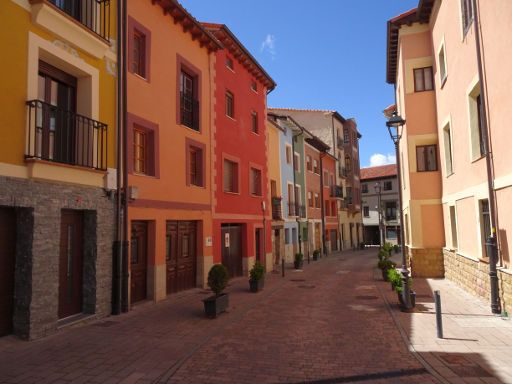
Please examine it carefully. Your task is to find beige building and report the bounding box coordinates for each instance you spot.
[387,0,512,314]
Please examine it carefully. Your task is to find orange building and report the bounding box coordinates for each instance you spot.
[322,151,340,253]
[126,0,221,305]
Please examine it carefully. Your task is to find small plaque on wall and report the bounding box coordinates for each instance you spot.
[205,236,212,247]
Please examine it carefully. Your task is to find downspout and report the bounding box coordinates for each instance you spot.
[320,153,326,256]
[291,124,302,256]
[112,0,123,315]
[121,0,129,313]
[473,0,501,314]
[331,114,340,251]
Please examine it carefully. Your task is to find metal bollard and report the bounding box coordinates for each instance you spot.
[434,290,443,339]
[281,258,285,277]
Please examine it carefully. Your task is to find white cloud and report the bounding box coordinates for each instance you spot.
[260,34,276,59]
[369,153,396,167]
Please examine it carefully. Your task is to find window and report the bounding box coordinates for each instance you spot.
[386,228,397,240]
[251,80,257,92]
[129,18,150,80]
[362,183,368,194]
[226,91,234,118]
[292,228,297,244]
[251,111,259,134]
[133,30,146,77]
[323,171,329,186]
[223,159,239,193]
[306,155,312,171]
[313,159,319,174]
[443,122,454,175]
[226,56,234,70]
[414,67,434,92]
[294,153,300,172]
[133,128,147,174]
[331,201,337,216]
[285,228,290,244]
[325,201,330,216]
[308,191,313,207]
[461,0,474,35]
[250,167,262,196]
[314,193,320,208]
[186,141,204,187]
[385,201,397,221]
[480,199,491,258]
[449,205,458,249]
[469,83,485,160]
[363,206,370,217]
[383,181,392,191]
[285,145,292,164]
[343,128,349,144]
[180,70,199,130]
[344,155,351,172]
[438,44,447,85]
[416,145,438,172]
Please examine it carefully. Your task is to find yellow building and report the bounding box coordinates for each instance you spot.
[0,0,117,339]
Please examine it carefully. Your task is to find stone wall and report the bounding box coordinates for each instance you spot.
[0,176,115,339]
[444,250,512,315]
[408,247,444,278]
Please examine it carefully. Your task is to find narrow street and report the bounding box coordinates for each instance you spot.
[0,249,439,384]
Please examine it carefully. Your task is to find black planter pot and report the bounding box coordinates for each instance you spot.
[249,278,265,292]
[313,254,319,261]
[397,290,416,309]
[294,260,304,269]
[203,293,229,318]
[381,268,390,281]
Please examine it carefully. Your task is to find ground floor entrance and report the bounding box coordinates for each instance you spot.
[131,221,148,304]
[166,221,197,294]
[329,229,338,251]
[0,208,16,336]
[221,224,243,278]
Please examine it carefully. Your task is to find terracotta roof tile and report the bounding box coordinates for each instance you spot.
[360,164,397,180]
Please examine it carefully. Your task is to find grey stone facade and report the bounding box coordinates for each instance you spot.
[0,176,115,340]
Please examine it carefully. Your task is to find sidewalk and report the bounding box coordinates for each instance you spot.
[377,262,512,383]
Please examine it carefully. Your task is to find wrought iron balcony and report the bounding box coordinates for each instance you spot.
[48,0,111,41]
[26,100,108,170]
[271,197,283,220]
[180,92,200,131]
[330,185,343,199]
[287,202,306,218]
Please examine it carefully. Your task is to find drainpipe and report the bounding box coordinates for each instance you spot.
[331,114,341,251]
[121,0,129,313]
[112,0,124,316]
[291,124,303,256]
[473,0,500,314]
[320,153,327,256]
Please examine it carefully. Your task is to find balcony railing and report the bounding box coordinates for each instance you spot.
[271,197,283,220]
[26,100,108,170]
[180,92,200,131]
[48,0,111,41]
[330,185,343,199]
[287,202,306,218]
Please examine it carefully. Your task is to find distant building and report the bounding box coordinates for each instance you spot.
[361,165,400,246]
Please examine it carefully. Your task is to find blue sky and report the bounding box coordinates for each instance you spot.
[179,0,417,167]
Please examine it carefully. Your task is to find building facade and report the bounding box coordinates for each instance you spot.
[0,0,117,339]
[126,1,220,305]
[204,23,276,276]
[387,0,512,312]
[361,165,400,246]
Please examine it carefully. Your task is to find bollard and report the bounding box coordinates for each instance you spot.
[434,290,443,339]
[281,258,285,277]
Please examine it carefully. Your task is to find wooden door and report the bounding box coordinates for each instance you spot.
[0,208,16,336]
[330,230,338,251]
[166,221,196,294]
[315,223,321,250]
[221,225,242,278]
[255,228,263,263]
[59,210,83,319]
[130,221,148,303]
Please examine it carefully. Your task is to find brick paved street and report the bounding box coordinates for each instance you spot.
[0,249,470,383]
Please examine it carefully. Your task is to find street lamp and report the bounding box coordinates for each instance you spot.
[386,111,413,310]
[374,182,383,248]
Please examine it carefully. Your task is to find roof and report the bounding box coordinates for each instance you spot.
[202,23,276,90]
[153,0,222,52]
[360,164,397,180]
[386,0,435,84]
[270,107,346,124]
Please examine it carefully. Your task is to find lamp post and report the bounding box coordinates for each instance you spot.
[386,111,413,310]
[374,182,383,248]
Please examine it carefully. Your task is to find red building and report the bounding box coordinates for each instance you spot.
[203,23,276,276]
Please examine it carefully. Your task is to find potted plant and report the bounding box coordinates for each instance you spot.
[249,261,265,292]
[387,268,401,291]
[395,277,416,309]
[378,258,395,281]
[312,249,320,261]
[294,253,304,269]
[203,264,229,318]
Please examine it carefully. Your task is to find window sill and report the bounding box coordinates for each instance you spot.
[250,193,263,198]
[471,155,485,164]
[223,190,240,196]
[225,115,236,122]
[187,184,206,189]
[250,131,260,136]
[130,72,150,83]
[445,171,455,178]
[440,75,448,89]
[180,124,201,134]
[132,172,158,179]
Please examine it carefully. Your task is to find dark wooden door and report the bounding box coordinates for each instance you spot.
[0,208,16,336]
[330,230,338,251]
[255,228,263,263]
[166,221,197,294]
[59,210,84,319]
[221,225,242,278]
[130,221,148,303]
